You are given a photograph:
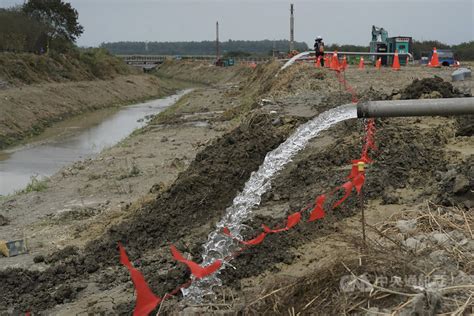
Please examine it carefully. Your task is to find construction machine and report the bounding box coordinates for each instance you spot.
[370,25,389,65]
[370,25,412,66]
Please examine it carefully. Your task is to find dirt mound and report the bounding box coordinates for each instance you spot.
[86,113,292,258]
[435,155,474,208]
[214,114,451,291]
[0,113,295,312]
[456,115,474,136]
[242,61,331,99]
[156,60,253,85]
[400,77,462,99]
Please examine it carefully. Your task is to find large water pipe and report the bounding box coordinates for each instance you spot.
[357,97,474,118]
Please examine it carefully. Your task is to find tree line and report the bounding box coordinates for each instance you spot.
[100,40,309,56]
[0,0,83,54]
[410,40,474,60]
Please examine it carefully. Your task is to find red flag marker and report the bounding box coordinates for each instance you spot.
[118,243,161,316]
[170,246,222,279]
[333,181,354,208]
[286,212,302,228]
[360,119,376,163]
[352,173,365,194]
[308,195,326,222]
[241,232,267,245]
[263,212,302,233]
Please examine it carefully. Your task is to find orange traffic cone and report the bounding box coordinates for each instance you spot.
[341,55,347,70]
[358,57,365,69]
[315,56,321,68]
[429,47,440,67]
[392,50,400,70]
[324,55,330,68]
[330,51,340,70]
[375,57,382,69]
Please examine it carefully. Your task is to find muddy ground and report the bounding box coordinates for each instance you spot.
[0,61,473,315]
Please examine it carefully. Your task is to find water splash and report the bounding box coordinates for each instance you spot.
[280,51,312,71]
[183,104,357,300]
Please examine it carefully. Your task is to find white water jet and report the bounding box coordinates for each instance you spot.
[280,51,312,71]
[183,104,357,300]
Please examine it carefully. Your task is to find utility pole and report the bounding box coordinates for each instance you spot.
[289,4,294,52]
[216,21,220,61]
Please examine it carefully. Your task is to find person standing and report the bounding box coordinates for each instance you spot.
[314,36,325,67]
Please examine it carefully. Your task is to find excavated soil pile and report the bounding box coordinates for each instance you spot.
[84,114,294,266]
[399,76,473,137]
[217,114,451,291]
[436,155,474,208]
[214,81,455,290]
[399,77,463,99]
[0,114,295,312]
[156,60,253,85]
[236,79,471,314]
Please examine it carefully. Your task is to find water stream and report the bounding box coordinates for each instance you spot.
[183,104,357,300]
[0,89,192,196]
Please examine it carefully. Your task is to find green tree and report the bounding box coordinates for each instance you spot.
[0,7,48,52]
[23,0,83,43]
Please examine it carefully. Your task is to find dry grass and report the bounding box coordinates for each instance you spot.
[258,203,474,315]
[194,203,474,315]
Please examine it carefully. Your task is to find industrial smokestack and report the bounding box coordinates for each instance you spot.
[290,4,294,51]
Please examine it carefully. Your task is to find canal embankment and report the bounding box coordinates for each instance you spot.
[0,75,190,149]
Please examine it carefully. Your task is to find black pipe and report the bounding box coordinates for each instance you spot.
[357,97,474,118]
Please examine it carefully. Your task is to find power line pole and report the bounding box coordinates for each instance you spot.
[216,21,220,61]
[289,4,294,52]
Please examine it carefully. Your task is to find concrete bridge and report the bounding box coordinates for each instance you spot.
[117,55,273,70]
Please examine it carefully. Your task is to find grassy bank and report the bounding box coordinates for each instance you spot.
[0,49,132,86]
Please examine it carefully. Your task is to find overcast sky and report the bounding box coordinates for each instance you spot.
[1,0,473,47]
